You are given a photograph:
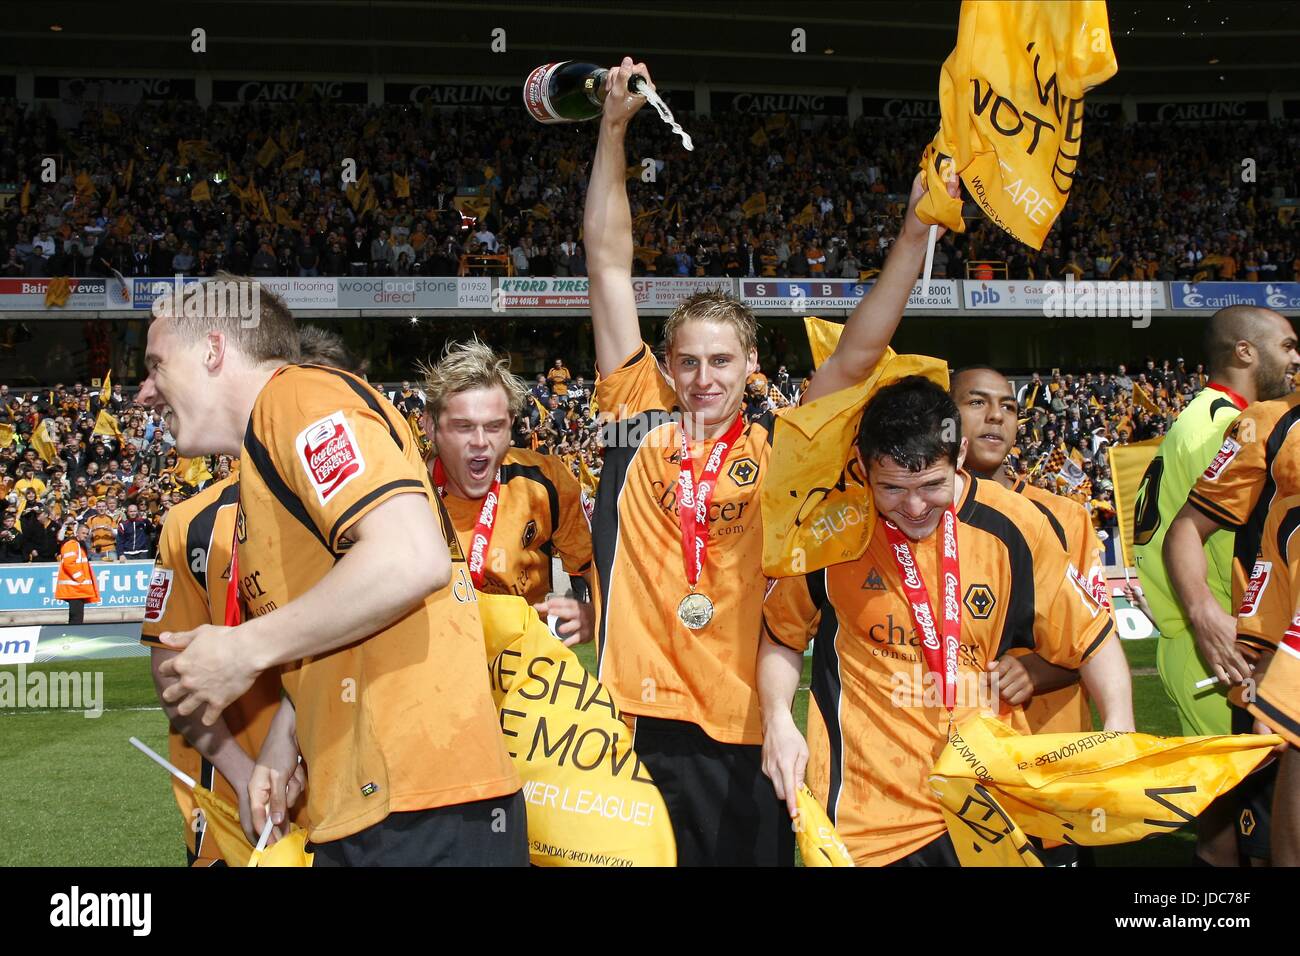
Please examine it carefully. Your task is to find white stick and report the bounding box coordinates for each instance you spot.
[130,736,197,789]
[1195,676,1220,689]
[921,224,938,298]
[254,807,275,855]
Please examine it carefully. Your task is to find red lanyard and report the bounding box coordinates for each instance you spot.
[677,414,746,588]
[225,515,242,627]
[882,506,961,711]
[432,458,500,589]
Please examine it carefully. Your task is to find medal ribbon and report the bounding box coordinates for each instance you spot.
[677,413,746,589]
[882,506,961,711]
[432,458,500,589]
[225,514,243,627]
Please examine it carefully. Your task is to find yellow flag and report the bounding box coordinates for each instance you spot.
[393,172,410,198]
[360,188,378,217]
[248,829,314,867]
[75,171,95,198]
[0,424,15,449]
[282,149,305,171]
[178,139,221,166]
[1131,382,1159,415]
[765,112,789,131]
[916,0,1118,249]
[363,118,381,138]
[256,137,280,167]
[20,181,30,214]
[123,158,134,190]
[750,127,769,147]
[742,192,768,218]
[256,187,272,222]
[455,194,492,221]
[103,108,120,126]
[793,203,816,226]
[929,715,1280,866]
[762,349,950,577]
[803,316,844,369]
[190,786,255,867]
[190,181,211,202]
[844,199,854,224]
[44,278,71,308]
[556,157,576,177]
[175,456,214,487]
[278,121,299,152]
[92,410,122,439]
[156,162,169,185]
[275,205,300,229]
[794,786,854,867]
[106,185,117,210]
[1106,438,1160,568]
[478,594,676,866]
[31,418,59,463]
[531,202,552,221]
[407,412,431,459]
[99,368,112,404]
[578,456,600,496]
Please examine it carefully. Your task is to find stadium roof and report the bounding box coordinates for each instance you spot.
[3,0,1299,97]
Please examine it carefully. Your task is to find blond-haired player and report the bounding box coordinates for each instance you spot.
[584,58,954,864]
[421,339,594,643]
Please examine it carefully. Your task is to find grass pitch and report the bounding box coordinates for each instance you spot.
[0,637,1195,866]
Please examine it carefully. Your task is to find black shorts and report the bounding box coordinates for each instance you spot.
[632,716,794,867]
[887,832,960,867]
[308,791,529,867]
[1231,704,1275,862]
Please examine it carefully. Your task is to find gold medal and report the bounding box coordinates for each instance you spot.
[677,591,715,630]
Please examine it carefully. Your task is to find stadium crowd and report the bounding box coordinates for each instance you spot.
[2,98,1298,285]
[0,379,234,563]
[1,96,1278,572]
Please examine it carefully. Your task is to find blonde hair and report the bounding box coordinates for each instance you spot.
[419,338,528,424]
[663,290,758,356]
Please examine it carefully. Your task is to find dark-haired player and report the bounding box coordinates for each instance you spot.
[950,365,1132,736]
[759,377,1124,865]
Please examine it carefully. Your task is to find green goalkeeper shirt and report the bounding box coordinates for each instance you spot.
[1133,385,1247,633]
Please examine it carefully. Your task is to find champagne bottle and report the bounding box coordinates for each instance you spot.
[523,61,645,124]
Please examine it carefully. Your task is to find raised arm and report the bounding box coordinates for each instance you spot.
[804,172,960,404]
[584,57,651,375]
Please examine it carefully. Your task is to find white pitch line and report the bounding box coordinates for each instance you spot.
[0,706,162,716]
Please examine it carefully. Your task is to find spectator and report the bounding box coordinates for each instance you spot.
[86,499,118,561]
[116,503,152,561]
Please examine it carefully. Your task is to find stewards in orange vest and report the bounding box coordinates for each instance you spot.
[55,524,101,625]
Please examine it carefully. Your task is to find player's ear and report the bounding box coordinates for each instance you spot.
[203,330,226,372]
[747,348,759,376]
[956,436,969,472]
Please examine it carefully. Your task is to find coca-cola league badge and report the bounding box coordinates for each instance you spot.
[297,411,366,506]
